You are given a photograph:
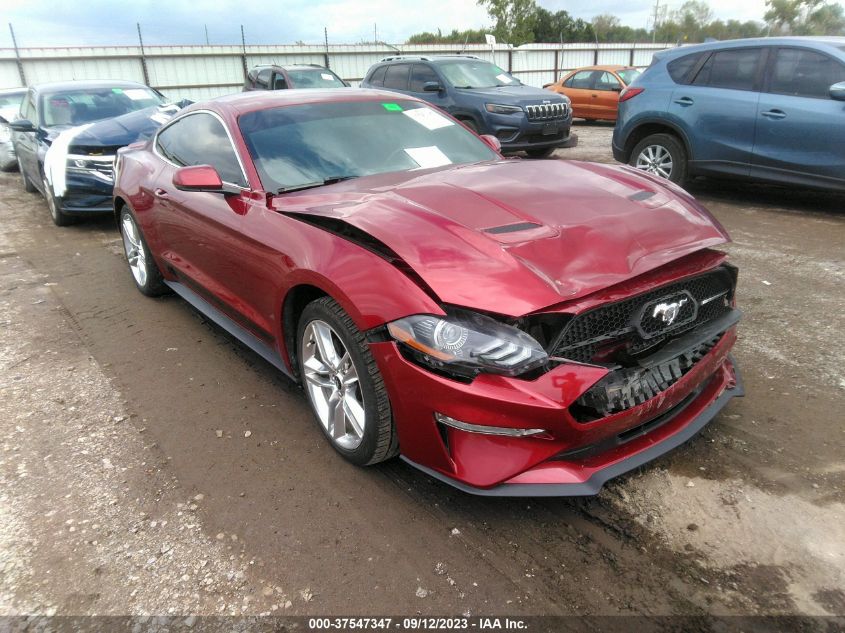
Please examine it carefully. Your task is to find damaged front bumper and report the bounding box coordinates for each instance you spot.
[373,320,743,497]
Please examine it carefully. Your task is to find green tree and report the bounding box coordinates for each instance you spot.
[406,28,488,44]
[765,0,845,35]
[531,7,594,42]
[478,0,538,45]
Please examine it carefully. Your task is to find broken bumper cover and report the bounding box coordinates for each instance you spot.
[404,358,742,496]
[373,327,742,497]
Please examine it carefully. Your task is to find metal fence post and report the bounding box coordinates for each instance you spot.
[8,23,27,87]
[136,23,150,86]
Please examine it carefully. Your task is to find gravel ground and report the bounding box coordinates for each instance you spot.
[0,122,843,622]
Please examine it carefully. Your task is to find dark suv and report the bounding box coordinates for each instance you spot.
[361,55,574,157]
[244,64,348,90]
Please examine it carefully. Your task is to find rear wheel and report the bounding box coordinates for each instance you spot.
[629,133,688,186]
[526,147,555,159]
[43,177,74,226]
[297,297,398,466]
[19,158,36,192]
[119,207,169,296]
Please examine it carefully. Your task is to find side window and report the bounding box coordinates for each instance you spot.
[409,64,439,92]
[693,48,762,91]
[594,71,621,91]
[383,64,410,90]
[272,73,287,90]
[156,113,247,187]
[769,48,845,99]
[256,68,272,89]
[667,53,702,84]
[566,70,594,89]
[368,66,387,87]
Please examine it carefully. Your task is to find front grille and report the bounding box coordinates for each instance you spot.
[525,103,568,121]
[570,334,722,421]
[551,268,734,365]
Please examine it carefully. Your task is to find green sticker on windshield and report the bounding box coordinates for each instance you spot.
[111,88,124,94]
[382,103,403,111]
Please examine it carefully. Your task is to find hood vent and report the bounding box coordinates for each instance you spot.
[484,221,542,235]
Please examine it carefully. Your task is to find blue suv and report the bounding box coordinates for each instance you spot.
[613,37,845,191]
[361,55,574,157]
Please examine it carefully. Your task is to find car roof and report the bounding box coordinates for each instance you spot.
[565,65,635,73]
[29,79,152,94]
[195,88,424,116]
[251,64,331,72]
[657,36,845,59]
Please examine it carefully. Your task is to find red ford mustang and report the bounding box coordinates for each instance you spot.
[113,89,743,496]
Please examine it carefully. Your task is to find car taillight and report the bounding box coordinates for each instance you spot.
[619,87,644,102]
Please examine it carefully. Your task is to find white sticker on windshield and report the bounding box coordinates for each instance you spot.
[123,89,150,101]
[495,73,513,84]
[402,108,454,130]
[321,73,334,81]
[404,146,452,169]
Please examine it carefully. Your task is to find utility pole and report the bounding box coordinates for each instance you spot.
[651,0,661,43]
[324,27,330,69]
[373,23,378,44]
[136,23,150,86]
[204,24,209,45]
[8,23,26,87]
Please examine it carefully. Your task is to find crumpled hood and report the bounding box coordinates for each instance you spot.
[273,160,729,316]
[69,102,188,149]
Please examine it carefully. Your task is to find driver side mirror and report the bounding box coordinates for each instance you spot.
[479,134,502,153]
[173,165,240,194]
[423,81,443,92]
[9,118,35,132]
[830,81,845,101]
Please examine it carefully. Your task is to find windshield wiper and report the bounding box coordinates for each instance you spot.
[276,175,357,194]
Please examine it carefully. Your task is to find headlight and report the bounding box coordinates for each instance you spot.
[485,103,524,115]
[386,309,548,379]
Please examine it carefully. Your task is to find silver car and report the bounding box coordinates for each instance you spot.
[0,88,26,171]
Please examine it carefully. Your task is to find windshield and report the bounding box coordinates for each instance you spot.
[438,61,520,89]
[617,68,642,85]
[0,91,25,109]
[286,68,346,88]
[41,86,164,127]
[238,100,498,192]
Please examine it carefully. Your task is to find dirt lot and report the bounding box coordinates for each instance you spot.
[1,122,843,623]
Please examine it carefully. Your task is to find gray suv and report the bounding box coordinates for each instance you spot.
[361,55,575,157]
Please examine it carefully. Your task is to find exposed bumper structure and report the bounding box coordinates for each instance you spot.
[372,326,742,496]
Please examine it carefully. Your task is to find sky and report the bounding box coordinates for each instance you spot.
[0,0,788,48]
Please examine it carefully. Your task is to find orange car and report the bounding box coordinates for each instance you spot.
[544,65,641,121]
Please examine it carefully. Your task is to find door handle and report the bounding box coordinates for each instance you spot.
[673,97,694,106]
[154,188,170,199]
[591,93,598,98]
[761,109,786,120]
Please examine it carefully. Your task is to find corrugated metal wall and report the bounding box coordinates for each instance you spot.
[0,42,674,102]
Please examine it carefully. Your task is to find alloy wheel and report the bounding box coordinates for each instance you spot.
[634,144,673,179]
[300,320,366,450]
[121,214,148,287]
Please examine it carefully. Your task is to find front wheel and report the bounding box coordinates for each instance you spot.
[297,297,398,466]
[629,133,688,186]
[43,177,74,226]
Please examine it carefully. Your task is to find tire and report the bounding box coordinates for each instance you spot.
[460,118,479,134]
[119,207,169,297]
[526,147,555,159]
[629,133,688,186]
[43,177,75,226]
[297,296,398,466]
[19,158,36,192]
